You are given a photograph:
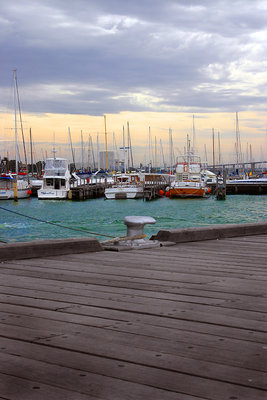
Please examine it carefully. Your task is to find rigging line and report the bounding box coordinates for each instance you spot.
[0,206,115,238]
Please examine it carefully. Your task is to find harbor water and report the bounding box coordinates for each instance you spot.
[0,195,266,243]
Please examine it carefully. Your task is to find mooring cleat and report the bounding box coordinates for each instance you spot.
[124,216,156,237]
[119,216,159,249]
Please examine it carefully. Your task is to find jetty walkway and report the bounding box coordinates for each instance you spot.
[0,223,267,399]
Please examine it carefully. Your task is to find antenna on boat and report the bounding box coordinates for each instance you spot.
[52,132,56,159]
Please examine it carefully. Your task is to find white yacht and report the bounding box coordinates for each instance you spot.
[104,172,144,199]
[0,173,31,200]
[38,157,71,199]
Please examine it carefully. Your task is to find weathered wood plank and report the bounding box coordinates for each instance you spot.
[0,373,103,400]
[1,337,266,394]
[1,346,266,399]
[1,313,266,373]
[1,272,266,311]
[1,262,267,293]
[1,281,267,312]
[1,302,266,344]
[1,291,267,329]
[0,353,205,400]
[7,254,267,277]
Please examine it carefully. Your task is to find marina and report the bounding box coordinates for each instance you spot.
[1,6,267,398]
[0,223,266,399]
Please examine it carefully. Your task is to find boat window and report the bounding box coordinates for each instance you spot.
[55,179,60,190]
[61,179,65,187]
[46,178,53,186]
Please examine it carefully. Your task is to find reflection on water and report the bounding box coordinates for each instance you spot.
[0,195,266,243]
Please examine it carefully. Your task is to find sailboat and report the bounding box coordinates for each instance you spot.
[0,70,31,200]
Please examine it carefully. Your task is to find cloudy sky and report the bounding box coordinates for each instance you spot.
[0,0,266,164]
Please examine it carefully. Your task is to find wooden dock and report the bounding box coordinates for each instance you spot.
[209,181,267,195]
[0,233,267,399]
[69,174,169,201]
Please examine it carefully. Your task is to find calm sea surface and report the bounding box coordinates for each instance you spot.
[0,195,266,243]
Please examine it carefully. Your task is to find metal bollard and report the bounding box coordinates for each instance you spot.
[124,216,156,237]
[120,216,159,249]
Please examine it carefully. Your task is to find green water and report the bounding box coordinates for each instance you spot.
[0,195,266,243]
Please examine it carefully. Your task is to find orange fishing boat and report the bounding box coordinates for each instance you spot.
[169,137,209,198]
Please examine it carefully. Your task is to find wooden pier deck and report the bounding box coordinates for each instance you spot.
[0,234,267,399]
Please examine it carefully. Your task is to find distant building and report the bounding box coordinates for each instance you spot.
[99,151,115,171]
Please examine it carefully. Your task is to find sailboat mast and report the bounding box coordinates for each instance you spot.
[104,115,108,171]
[30,128,33,174]
[154,136,157,170]
[123,126,127,173]
[212,128,215,172]
[87,134,90,171]
[160,139,165,169]
[68,127,75,167]
[218,131,221,165]
[192,114,196,155]
[169,128,173,174]
[81,130,84,172]
[13,69,18,201]
[13,70,18,176]
[148,126,151,173]
[15,70,28,171]
[127,122,134,169]
[204,144,208,165]
[90,135,96,170]
[97,134,100,170]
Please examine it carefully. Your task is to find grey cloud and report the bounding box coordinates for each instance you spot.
[0,0,266,115]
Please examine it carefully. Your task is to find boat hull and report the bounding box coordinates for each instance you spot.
[0,178,31,200]
[169,187,206,198]
[105,187,143,200]
[37,190,69,200]
[0,189,30,199]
